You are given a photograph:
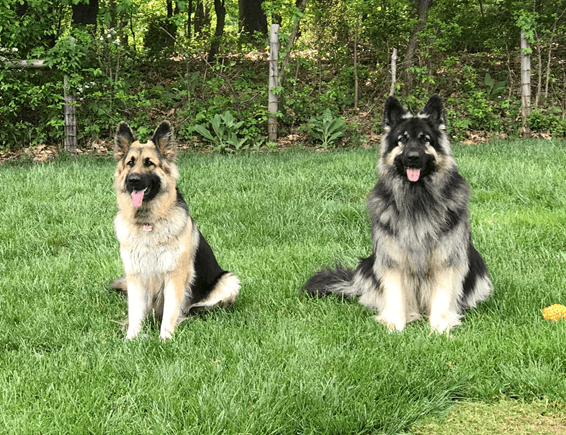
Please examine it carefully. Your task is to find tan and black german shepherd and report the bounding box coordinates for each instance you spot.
[111,121,240,340]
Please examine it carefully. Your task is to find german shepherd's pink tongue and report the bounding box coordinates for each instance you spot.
[131,190,144,208]
[407,169,420,182]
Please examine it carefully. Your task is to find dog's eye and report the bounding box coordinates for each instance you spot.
[420,135,430,144]
[127,158,135,167]
[399,135,407,144]
[144,158,154,167]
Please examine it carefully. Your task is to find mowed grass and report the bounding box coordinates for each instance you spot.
[0,140,565,434]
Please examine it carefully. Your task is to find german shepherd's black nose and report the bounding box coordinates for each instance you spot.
[126,174,144,190]
[406,151,421,167]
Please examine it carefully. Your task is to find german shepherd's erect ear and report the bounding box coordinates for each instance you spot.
[419,94,447,131]
[150,121,177,160]
[115,122,136,161]
[382,96,411,132]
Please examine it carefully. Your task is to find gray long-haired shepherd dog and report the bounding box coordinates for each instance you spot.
[111,121,240,340]
[304,95,492,333]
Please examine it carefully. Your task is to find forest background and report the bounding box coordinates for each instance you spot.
[1,0,565,152]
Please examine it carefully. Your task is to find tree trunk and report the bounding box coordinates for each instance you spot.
[544,43,552,100]
[208,0,226,62]
[314,15,322,93]
[165,0,178,43]
[534,30,541,107]
[544,8,566,100]
[108,0,116,29]
[239,0,267,38]
[15,0,28,17]
[194,0,210,36]
[389,47,398,96]
[119,12,128,45]
[187,0,193,40]
[72,0,99,28]
[278,0,307,87]
[402,0,433,93]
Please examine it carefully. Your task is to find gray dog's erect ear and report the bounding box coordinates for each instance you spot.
[419,94,446,130]
[150,121,177,160]
[115,122,136,161]
[383,96,411,132]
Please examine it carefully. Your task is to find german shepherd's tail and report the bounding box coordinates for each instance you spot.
[303,265,364,298]
[110,276,127,296]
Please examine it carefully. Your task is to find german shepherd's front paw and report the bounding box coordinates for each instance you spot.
[374,314,406,332]
[159,330,173,340]
[126,326,142,340]
[429,312,460,335]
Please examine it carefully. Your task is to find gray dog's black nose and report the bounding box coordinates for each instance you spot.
[406,151,420,167]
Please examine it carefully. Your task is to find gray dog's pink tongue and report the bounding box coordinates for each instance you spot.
[131,190,144,208]
[407,169,420,182]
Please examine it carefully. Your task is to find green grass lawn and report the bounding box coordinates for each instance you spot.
[1,140,565,434]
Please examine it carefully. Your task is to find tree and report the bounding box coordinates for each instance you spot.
[278,0,307,87]
[72,0,99,28]
[1,0,61,56]
[143,0,180,57]
[208,0,226,62]
[403,0,433,92]
[194,0,211,37]
[239,0,268,38]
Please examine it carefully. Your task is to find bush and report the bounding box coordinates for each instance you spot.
[0,68,65,148]
[529,108,566,138]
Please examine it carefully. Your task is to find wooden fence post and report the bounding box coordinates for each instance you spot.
[353,15,359,109]
[520,31,531,137]
[389,48,398,97]
[64,37,77,154]
[64,77,77,154]
[268,23,279,143]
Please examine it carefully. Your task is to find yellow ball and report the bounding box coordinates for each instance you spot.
[542,304,566,321]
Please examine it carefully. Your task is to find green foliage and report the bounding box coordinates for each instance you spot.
[307,108,346,148]
[0,67,65,147]
[516,10,537,54]
[1,0,566,150]
[194,111,249,153]
[529,108,566,138]
[484,73,506,96]
[345,121,364,148]
[450,91,510,133]
[446,114,471,142]
[45,36,86,75]
[0,0,61,57]
[437,63,521,139]
[266,141,278,150]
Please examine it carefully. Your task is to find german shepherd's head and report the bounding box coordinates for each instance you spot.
[114,121,179,210]
[380,95,455,183]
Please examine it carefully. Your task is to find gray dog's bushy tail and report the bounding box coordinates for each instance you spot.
[303,265,361,298]
[109,275,127,296]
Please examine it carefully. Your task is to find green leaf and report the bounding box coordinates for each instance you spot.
[194,125,216,143]
[484,73,494,88]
